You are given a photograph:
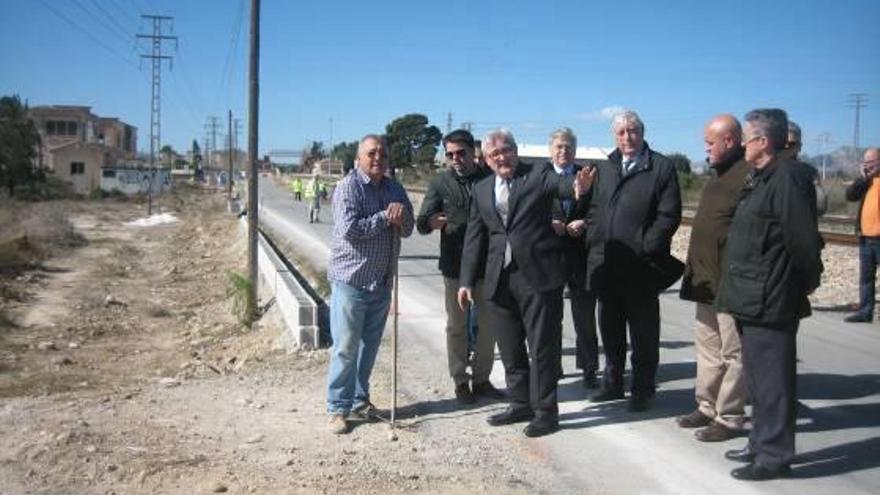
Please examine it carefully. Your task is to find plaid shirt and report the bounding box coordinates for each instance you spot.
[328,168,414,290]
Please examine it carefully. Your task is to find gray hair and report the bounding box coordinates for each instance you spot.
[610,110,645,135]
[744,109,789,151]
[788,121,801,139]
[549,127,577,149]
[358,134,386,152]
[481,128,517,154]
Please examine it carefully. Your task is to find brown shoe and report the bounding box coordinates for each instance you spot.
[677,409,713,428]
[695,421,740,442]
[328,413,349,434]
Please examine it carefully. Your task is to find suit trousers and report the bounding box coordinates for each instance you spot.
[694,303,746,429]
[442,277,495,385]
[485,264,564,420]
[598,290,660,397]
[570,285,598,374]
[739,320,798,468]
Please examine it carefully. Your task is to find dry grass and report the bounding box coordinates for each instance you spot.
[0,200,87,273]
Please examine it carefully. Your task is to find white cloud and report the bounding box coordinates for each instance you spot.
[575,105,627,122]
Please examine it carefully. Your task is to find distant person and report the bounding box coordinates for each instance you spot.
[716,109,823,481]
[307,176,321,223]
[545,127,599,389]
[458,129,594,437]
[677,115,749,442]
[780,121,828,217]
[585,110,682,413]
[473,140,487,169]
[326,134,414,435]
[292,177,303,201]
[844,147,880,323]
[416,129,501,405]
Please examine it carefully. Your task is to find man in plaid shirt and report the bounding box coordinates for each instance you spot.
[326,134,414,434]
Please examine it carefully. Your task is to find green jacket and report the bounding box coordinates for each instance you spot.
[679,151,750,304]
[715,158,823,323]
[417,166,491,279]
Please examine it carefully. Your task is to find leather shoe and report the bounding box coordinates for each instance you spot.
[844,313,872,323]
[582,371,599,389]
[695,422,740,442]
[730,463,791,481]
[523,417,559,438]
[677,409,712,428]
[628,395,654,412]
[472,381,506,400]
[590,387,624,403]
[725,444,756,463]
[486,407,534,426]
[454,382,476,405]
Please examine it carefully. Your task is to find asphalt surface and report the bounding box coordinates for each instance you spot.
[258,176,880,495]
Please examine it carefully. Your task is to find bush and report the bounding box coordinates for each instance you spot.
[0,200,86,272]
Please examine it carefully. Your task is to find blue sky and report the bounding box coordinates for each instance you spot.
[2,0,879,165]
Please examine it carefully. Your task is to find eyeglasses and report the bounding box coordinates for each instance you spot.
[488,146,515,159]
[445,149,469,159]
[742,134,763,145]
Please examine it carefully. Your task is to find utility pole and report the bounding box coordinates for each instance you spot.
[233,118,243,169]
[246,0,260,322]
[204,116,221,175]
[227,110,234,199]
[461,121,473,132]
[137,14,177,215]
[446,112,452,133]
[329,117,334,176]
[848,93,868,162]
[814,132,833,180]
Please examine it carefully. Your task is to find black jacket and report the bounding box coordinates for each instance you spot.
[679,151,750,304]
[715,159,823,323]
[846,176,877,237]
[460,162,575,301]
[584,144,682,295]
[545,162,591,289]
[416,166,491,278]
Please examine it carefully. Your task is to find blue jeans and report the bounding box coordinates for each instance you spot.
[327,281,392,415]
[857,237,880,317]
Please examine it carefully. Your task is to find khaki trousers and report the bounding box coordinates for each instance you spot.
[443,277,496,385]
[695,303,746,429]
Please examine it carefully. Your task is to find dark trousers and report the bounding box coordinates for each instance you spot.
[486,264,564,420]
[598,291,660,397]
[739,320,798,468]
[569,285,598,374]
[857,236,880,317]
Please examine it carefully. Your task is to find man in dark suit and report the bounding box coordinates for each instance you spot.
[585,110,682,412]
[458,128,593,437]
[546,127,599,389]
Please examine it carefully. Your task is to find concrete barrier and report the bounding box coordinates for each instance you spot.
[239,217,325,349]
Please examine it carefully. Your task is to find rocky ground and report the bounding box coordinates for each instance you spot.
[0,186,568,495]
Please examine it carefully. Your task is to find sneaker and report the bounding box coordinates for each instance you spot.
[677,409,713,428]
[351,402,377,421]
[328,413,348,434]
[844,313,872,323]
[472,381,505,400]
[455,382,476,405]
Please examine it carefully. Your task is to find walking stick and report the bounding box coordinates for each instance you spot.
[389,229,400,442]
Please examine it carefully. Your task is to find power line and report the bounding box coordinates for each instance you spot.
[37,0,139,70]
[847,93,868,159]
[217,0,246,108]
[87,0,135,43]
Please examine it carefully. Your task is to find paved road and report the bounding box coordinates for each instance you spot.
[259,177,880,494]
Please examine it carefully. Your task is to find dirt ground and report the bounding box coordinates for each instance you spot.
[0,186,565,495]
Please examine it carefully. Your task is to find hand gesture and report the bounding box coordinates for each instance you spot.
[573,165,596,199]
[551,219,566,236]
[428,212,448,231]
[386,202,405,228]
[566,219,586,238]
[457,287,473,311]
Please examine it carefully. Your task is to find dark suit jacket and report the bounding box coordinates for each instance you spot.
[460,162,575,301]
[584,143,682,295]
[546,162,591,290]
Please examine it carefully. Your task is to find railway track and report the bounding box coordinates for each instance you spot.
[680,214,857,246]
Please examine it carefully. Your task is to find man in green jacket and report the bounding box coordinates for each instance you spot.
[678,115,750,442]
[716,108,823,481]
[416,129,502,405]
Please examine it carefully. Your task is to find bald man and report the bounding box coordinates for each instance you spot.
[678,115,750,442]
